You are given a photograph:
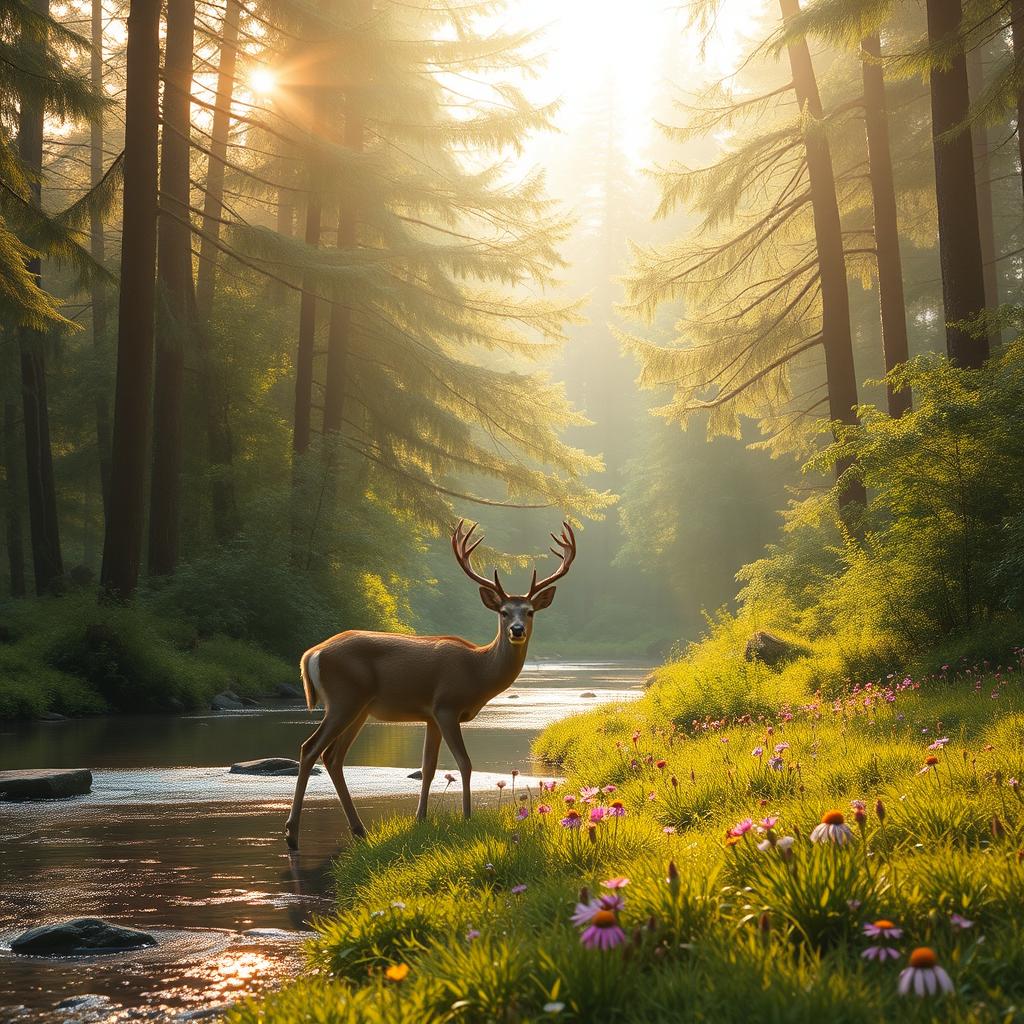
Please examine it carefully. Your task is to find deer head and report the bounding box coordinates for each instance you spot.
[452,520,576,647]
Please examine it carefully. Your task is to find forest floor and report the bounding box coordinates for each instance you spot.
[226,652,1024,1023]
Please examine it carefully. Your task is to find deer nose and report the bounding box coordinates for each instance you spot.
[510,623,526,638]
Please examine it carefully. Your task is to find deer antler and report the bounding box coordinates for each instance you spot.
[528,520,576,597]
[452,520,507,600]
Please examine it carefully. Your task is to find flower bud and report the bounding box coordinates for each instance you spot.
[874,798,886,823]
[578,885,590,904]
[666,860,680,900]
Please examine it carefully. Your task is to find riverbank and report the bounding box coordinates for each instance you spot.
[227,656,1024,1023]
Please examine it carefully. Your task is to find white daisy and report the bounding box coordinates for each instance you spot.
[809,810,854,845]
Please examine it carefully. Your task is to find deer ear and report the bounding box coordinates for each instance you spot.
[480,587,503,611]
[531,586,556,610]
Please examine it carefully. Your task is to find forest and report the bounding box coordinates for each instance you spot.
[3,0,1024,1019]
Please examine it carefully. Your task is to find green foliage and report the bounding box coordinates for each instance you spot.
[0,592,293,718]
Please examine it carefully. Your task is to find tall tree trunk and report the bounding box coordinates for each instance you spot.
[148,0,195,576]
[861,33,911,417]
[781,0,866,511]
[191,0,239,544]
[195,0,239,316]
[966,45,1000,327]
[91,0,112,511]
[3,401,27,598]
[100,0,160,598]
[1013,0,1024,207]
[323,106,363,435]
[925,0,991,367]
[293,169,322,455]
[18,0,64,595]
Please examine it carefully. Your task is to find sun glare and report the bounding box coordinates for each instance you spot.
[249,67,276,96]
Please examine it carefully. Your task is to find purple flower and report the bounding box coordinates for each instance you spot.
[589,806,607,824]
[510,883,527,895]
[950,913,973,930]
[863,945,901,962]
[607,800,627,818]
[516,806,529,820]
[751,746,764,758]
[864,920,903,940]
[561,810,582,829]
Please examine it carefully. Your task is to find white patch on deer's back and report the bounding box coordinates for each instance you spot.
[308,650,322,703]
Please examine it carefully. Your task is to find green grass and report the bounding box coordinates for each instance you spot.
[0,593,294,718]
[227,645,1024,1023]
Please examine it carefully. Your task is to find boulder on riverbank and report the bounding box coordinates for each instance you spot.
[229,757,320,776]
[744,630,801,668]
[210,692,243,711]
[273,683,304,700]
[0,768,92,801]
[10,918,157,956]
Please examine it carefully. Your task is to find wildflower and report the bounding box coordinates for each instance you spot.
[810,810,854,846]
[589,806,607,824]
[863,945,901,962]
[561,810,582,829]
[656,759,667,770]
[601,876,630,889]
[898,947,954,997]
[444,773,456,785]
[511,883,527,895]
[928,737,950,750]
[875,798,886,823]
[511,769,519,778]
[537,804,551,816]
[768,755,784,771]
[757,816,778,831]
[580,786,599,800]
[516,806,529,821]
[774,742,790,753]
[465,928,480,941]
[385,963,410,983]
[564,794,576,807]
[497,780,507,790]
[543,1003,565,1014]
[632,731,640,747]
[647,790,657,801]
[729,818,753,837]
[864,920,903,940]
[390,901,406,910]
[603,785,617,795]
[577,907,627,950]
[950,913,973,930]
[663,826,676,836]
[751,746,764,758]
[918,755,940,775]
[608,800,627,818]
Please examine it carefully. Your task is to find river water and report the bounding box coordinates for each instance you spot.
[0,662,645,1022]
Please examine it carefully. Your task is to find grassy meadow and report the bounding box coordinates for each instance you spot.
[226,634,1024,1023]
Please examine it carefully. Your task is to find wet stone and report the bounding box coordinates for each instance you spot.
[229,758,320,777]
[11,918,157,956]
[0,768,92,801]
[407,769,423,779]
[579,691,597,698]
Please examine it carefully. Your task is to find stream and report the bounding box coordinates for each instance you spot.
[0,661,646,1022]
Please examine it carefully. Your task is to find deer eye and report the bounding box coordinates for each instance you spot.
[527,610,534,617]
[500,610,509,617]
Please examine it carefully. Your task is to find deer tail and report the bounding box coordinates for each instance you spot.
[300,649,322,710]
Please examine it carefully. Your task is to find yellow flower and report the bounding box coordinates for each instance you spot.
[385,963,410,983]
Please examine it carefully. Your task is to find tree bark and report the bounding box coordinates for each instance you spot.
[148,0,196,576]
[91,0,112,511]
[193,0,240,543]
[18,0,64,595]
[100,0,160,598]
[3,401,27,598]
[966,45,1000,329]
[925,0,991,367]
[861,33,911,417]
[780,0,866,511]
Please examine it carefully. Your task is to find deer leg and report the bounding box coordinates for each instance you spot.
[438,713,473,819]
[415,720,442,822]
[321,709,370,839]
[285,707,354,850]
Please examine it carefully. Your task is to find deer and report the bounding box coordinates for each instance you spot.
[284,519,577,848]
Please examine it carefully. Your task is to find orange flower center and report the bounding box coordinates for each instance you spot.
[592,910,617,927]
[821,810,845,825]
[925,755,939,765]
[873,920,894,929]
[565,811,579,819]
[908,947,938,969]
